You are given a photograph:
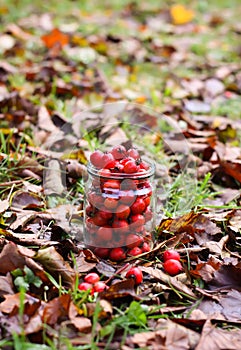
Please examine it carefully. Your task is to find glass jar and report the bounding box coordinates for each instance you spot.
[83,160,156,261]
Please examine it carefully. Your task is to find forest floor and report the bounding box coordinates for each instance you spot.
[0,0,241,349]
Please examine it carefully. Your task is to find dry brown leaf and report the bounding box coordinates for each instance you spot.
[0,199,9,213]
[131,318,199,350]
[42,294,71,325]
[34,246,75,286]
[0,242,26,274]
[11,190,44,210]
[0,293,40,316]
[141,266,196,299]
[196,319,241,350]
[0,274,14,296]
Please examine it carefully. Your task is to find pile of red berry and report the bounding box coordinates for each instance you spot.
[162,249,183,276]
[78,272,108,293]
[84,145,155,261]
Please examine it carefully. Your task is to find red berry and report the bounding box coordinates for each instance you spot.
[126,234,144,249]
[126,267,143,285]
[84,273,100,284]
[144,208,153,222]
[130,198,146,215]
[130,214,145,228]
[127,148,140,160]
[88,192,104,205]
[93,281,108,293]
[97,226,113,241]
[142,241,151,252]
[103,180,120,191]
[163,249,180,262]
[123,160,139,174]
[85,217,95,230]
[101,153,115,169]
[163,259,183,276]
[112,220,129,234]
[143,196,151,207]
[92,212,107,226]
[111,145,127,160]
[99,210,113,221]
[78,282,92,291]
[104,197,118,209]
[99,168,111,177]
[119,190,135,205]
[139,161,149,171]
[90,150,104,168]
[128,246,142,256]
[86,205,94,217]
[109,247,126,261]
[115,204,131,220]
[120,179,137,191]
[94,247,110,259]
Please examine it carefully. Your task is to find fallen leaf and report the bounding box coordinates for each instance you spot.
[0,242,26,274]
[196,319,241,350]
[41,28,69,49]
[0,275,14,296]
[101,279,136,300]
[170,4,195,25]
[11,190,44,210]
[34,246,75,286]
[131,318,199,350]
[0,199,9,213]
[219,289,241,321]
[42,294,71,325]
[0,293,40,316]
[141,266,196,299]
[184,99,211,114]
[43,159,65,196]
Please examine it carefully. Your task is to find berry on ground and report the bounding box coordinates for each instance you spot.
[78,282,92,291]
[163,259,183,276]
[84,272,100,284]
[163,249,180,262]
[126,267,143,285]
[109,247,126,261]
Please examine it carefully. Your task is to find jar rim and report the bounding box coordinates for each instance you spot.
[87,159,155,179]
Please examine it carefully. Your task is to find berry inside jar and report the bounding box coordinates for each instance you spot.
[84,145,156,261]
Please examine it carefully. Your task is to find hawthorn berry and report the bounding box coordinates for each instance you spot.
[97,226,113,241]
[90,150,104,168]
[111,145,126,160]
[126,267,143,285]
[94,247,110,259]
[109,247,126,261]
[93,281,108,293]
[102,153,115,169]
[128,246,142,256]
[126,233,144,249]
[130,198,146,215]
[84,273,100,284]
[78,282,92,291]
[112,220,129,234]
[142,241,151,252]
[104,197,118,209]
[163,249,180,262]
[123,160,139,174]
[127,148,140,160]
[163,259,183,276]
[130,214,145,228]
[115,204,130,220]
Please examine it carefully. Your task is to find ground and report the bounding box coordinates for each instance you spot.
[0,0,241,349]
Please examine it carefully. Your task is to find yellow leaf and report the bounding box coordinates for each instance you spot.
[170,4,195,25]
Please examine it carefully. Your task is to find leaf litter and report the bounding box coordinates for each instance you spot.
[0,0,241,348]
